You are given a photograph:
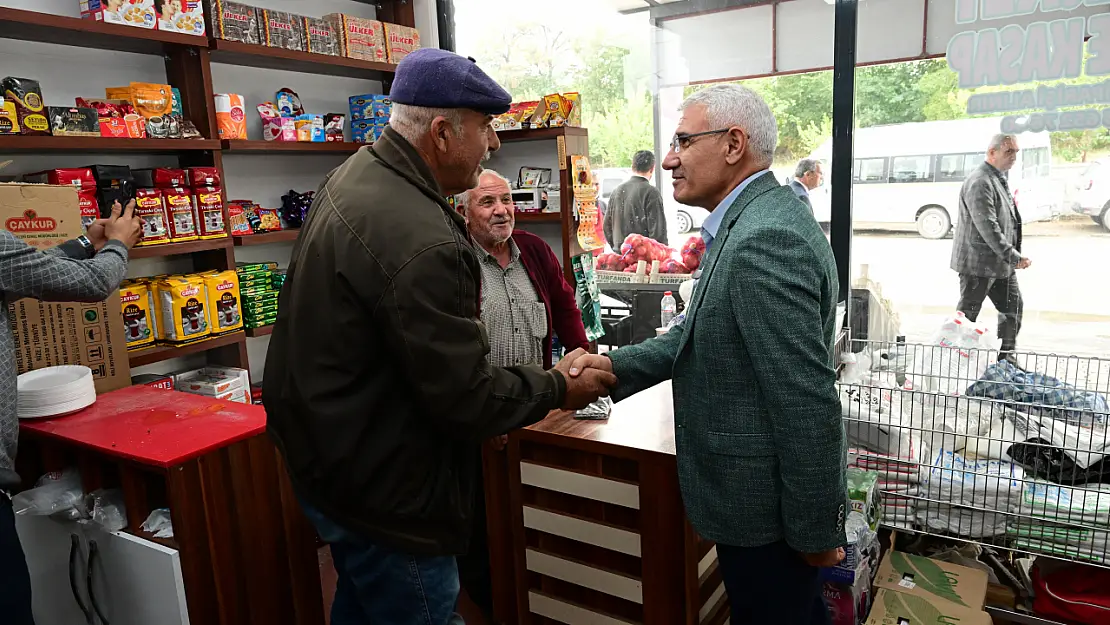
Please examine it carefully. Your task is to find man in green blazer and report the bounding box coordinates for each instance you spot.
[570,84,847,625]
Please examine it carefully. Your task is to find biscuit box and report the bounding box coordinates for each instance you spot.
[263,9,307,52]
[304,16,341,56]
[325,14,386,62]
[865,589,991,625]
[874,551,989,613]
[157,0,206,36]
[383,23,420,64]
[205,0,261,44]
[82,0,157,29]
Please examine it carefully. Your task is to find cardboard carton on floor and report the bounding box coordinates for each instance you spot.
[874,551,989,613]
[0,183,130,393]
[866,589,992,625]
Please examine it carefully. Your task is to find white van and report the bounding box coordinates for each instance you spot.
[809,117,1057,239]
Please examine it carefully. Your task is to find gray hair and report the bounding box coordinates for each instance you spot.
[988,133,1017,151]
[389,103,464,145]
[795,158,821,178]
[457,169,511,211]
[681,84,777,167]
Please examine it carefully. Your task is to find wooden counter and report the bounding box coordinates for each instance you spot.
[485,382,728,625]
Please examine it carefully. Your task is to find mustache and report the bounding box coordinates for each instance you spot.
[482,151,493,163]
[489,217,511,226]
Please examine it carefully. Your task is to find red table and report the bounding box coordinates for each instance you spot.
[17,386,324,625]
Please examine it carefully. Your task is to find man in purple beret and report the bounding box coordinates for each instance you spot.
[264,48,617,625]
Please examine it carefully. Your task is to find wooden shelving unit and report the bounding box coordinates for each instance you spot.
[0,6,205,54]
[0,136,221,153]
[208,39,397,79]
[233,230,300,246]
[129,238,232,260]
[496,126,588,143]
[245,325,274,338]
[127,331,246,368]
[515,212,562,223]
[222,140,364,154]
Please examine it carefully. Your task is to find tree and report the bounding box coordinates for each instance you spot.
[586,95,653,167]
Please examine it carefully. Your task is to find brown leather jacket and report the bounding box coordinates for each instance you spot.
[264,128,565,555]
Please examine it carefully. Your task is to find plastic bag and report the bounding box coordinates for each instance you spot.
[141,508,174,538]
[11,469,83,519]
[86,489,128,532]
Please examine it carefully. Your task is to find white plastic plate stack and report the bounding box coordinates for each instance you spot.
[17,366,97,420]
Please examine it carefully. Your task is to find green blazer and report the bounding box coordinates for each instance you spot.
[608,171,847,553]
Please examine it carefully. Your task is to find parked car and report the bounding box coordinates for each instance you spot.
[664,196,709,234]
[592,168,633,203]
[1065,160,1110,231]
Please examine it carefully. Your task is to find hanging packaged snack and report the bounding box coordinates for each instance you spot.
[194,187,227,239]
[0,96,18,134]
[2,77,48,135]
[205,0,261,44]
[157,0,206,36]
[325,14,386,62]
[383,23,421,64]
[304,16,341,56]
[202,271,243,334]
[324,114,346,142]
[258,102,283,141]
[120,281,156,349]
[164,187,199,242]
[82,0,157,28]
[215,94,247,140]
[134,188,171,246]
[263,10,307,52]
[188,167,221,188]
[276,88,304,117]
[47,107,99,137]
[254,207,283,232]
[154,276,211,342]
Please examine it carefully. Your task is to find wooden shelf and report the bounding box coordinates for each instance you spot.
[222,140,363,154]
[496,126,588,143]
[233,230,300,246]
[0,135,220,153]
[209,39,397,79]
[515,213,562,223]
[130,237,232,260]
[0,7,206,54]
[128,331,246,368]
[245,325,274,338]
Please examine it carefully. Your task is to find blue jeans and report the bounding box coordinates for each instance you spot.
[301,502,465,625]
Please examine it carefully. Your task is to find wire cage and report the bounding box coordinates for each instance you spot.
[840,337,1110,568]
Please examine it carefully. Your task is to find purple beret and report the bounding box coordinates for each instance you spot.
[389,48,512,115]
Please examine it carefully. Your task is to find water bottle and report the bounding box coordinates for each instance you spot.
[660,291,677,328]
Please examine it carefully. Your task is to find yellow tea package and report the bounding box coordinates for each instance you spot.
[203,271,243,334]
[119,280,156,349]
[154,276,211,342]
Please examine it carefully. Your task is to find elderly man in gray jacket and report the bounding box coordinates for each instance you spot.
[950,133,1031,360]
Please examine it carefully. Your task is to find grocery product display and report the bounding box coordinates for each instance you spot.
[172,365,251,403]
[492,92,582,131]
[237,262,282,330]
[81,0,158,30]
[350,94,390,144]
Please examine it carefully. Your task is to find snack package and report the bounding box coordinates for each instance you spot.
[154,276,211,342]
[263,9,307,52]
[127,82,175,138]
[194,187,227,239]
[324,114,346,142]
[276,88,303,117]
[156,0,206,36]
[258,102,282,141]
[215,94,247,140]
[170,88,183,118]
[563,92,582,127]
[349,94,375,120]
[47,107,99,137]
[0,98,18,134]
[2,77,48,135]
[383,23,421,64]
[325,14,386,62]
[280,117,296,141]
[188,167,221,188]
[517,101,540,129]
[294,115,314,142]
[81,0,157,29]
[304,16,341,56]
[352,119,387,144]
[202,271,243,334]
[255,207,282,232]
[164,187,199,241]
[228,200,254,235]
[205,0,261,44]
[134,188,171,246]
[77,98,137,138]
[120,282,156,349]
[542,94,566,127]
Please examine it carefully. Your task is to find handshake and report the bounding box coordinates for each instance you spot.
[552,348,619,410]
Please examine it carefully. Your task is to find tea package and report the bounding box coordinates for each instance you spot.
[202,271,243,334]
[155,276,211,342]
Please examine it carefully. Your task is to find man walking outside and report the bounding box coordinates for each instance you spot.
[789,158,823,214]
[569,84,846,625]
[951,133,1030,361]
[263,49,615,625]
[604,150,668,248]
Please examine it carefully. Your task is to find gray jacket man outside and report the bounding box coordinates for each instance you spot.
[604,150,668,248]
[950,134,1030,357]
[789,158,823,215]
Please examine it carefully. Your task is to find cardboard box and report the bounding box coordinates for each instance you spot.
[0,184,130,393]
[383,22,420,64]
[874,552,989,613]
[866,589,992,625]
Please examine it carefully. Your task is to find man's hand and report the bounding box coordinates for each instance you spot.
[567,353,613,378]
[1016,257,1032,270]
[553,348,617,410]
[802,547,845,568]
[98,200,144,249]
[490,434,509,451]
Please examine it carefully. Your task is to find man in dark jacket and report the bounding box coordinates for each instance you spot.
[604,150,668,248]
[455,169,590,622]
[263,49,616,625]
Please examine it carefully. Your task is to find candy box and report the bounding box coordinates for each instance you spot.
[81,0,157,29]
[324,114,346,142]
[156,0,206,36]
[205,0,260,44]
[349,94,391,120]
[351,119,385,144]
[47,107,99,137]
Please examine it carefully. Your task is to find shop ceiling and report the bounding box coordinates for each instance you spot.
[623,0,1110,88]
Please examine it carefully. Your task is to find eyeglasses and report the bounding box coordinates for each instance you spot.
[670,129,731,153]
